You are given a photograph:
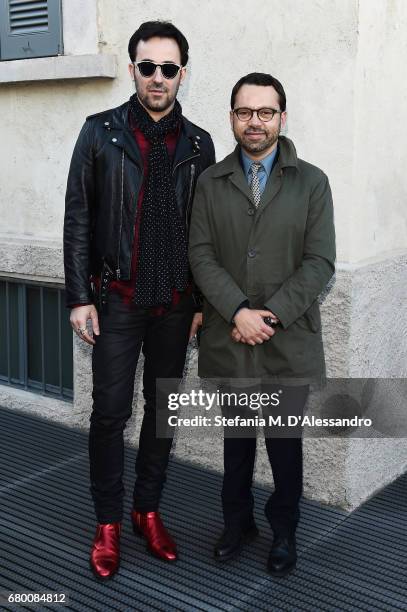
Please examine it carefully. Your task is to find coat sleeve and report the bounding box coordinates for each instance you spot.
[63,120,95,308]
[189,176,249,323]
[264,171,336,329]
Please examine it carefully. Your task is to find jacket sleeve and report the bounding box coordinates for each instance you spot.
[264,171,336,329]
[202,135,216,170]
[63,120,95,308]
[190,135,216,312]
[189,177,249,323]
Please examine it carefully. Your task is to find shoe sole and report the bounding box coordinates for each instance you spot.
[132,522,178,562]
[89,560,119,581]
[214,528,259,563]
[267,560,297,577]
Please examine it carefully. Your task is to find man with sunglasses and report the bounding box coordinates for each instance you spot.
[64,21,215,579]
[189,73,335,575]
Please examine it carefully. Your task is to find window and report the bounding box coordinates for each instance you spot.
[0,279,73,400]
[0,0,63,61]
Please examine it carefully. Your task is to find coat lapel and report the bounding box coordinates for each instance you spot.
[121,127,144,168]
[107,104,144,168]
[255,137,298,217]
[212,137,298,213]
[229,170,253,203]
[256,164,283,216]
[228,153,283,213]
[220,146,253,203]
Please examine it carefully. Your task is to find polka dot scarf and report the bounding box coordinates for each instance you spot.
[129,93,189,307]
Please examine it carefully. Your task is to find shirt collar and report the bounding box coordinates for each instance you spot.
[240,146,278,179]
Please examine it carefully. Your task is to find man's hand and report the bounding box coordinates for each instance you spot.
[231,326,245,343]
[70,304,100,345]
[233,308,278,345]
[189,312,203,341]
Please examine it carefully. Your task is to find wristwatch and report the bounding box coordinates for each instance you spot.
[263,316,278,327]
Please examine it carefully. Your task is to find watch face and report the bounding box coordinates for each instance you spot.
[263,316,277,327]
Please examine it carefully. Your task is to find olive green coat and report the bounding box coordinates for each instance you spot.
[188,136,336,384]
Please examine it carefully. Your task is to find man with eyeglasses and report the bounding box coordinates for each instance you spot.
[189,73,335,575]
[64,21,215,579]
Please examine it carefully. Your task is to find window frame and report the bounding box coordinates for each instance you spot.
[0,277,73,401]
[0,0,117,82]
[0,0,63,62]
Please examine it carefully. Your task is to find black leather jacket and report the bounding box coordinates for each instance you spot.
[63,101,215,309]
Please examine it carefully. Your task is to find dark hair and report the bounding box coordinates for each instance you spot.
[230,72,286,111]
[128,21,189,66]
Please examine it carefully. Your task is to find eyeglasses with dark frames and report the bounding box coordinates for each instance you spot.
[233,107,282,122]
[133,61,182,80]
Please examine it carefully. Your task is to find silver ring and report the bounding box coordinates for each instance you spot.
[77,327,87,335]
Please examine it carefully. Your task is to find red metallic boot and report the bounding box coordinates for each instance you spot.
[90,522,121,579]
[131,510,177,562]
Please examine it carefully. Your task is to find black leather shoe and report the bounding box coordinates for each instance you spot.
[267,533,297,576]
[214,522,259,562]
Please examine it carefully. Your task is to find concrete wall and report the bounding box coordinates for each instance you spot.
[351,0,407,261]
[1,0,406,511]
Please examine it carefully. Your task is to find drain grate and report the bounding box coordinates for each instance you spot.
[0,406,406,611]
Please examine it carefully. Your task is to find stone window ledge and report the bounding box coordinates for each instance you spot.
[0,54,117,84]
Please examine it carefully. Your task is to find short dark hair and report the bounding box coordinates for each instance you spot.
[230,73,286,111]
[128,21,189,66]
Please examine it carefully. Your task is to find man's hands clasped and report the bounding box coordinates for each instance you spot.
[70,305,100,345]
[231,308,279,345]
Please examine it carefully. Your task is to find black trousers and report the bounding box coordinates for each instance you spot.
[89,291,195,523]
[221,384,309,536]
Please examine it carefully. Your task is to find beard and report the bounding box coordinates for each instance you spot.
[234,118,281,154]
[136,81,180,114]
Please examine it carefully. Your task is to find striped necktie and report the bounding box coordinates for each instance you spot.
[250,162,262,208]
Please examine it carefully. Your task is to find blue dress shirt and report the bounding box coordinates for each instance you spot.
[241,147,278,194]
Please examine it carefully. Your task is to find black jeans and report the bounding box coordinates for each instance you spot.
[221,383,309,536]
[89,291,195,523]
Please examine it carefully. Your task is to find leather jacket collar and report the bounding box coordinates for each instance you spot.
[100,101,202,170]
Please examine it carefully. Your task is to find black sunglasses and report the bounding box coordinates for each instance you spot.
[134,61,182,80]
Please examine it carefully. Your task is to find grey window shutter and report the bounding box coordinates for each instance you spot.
[0,0,63,61]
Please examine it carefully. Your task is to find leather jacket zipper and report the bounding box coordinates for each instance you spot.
[116,149,124,279]
[172,153,200,176]
[185,163,196,232]
[114,150,199,280]
[173,153,199,234]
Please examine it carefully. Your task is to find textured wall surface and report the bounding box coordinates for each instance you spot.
[0,0,359,260]
[349,253,407,376]
[1,0,405,256]
[351,0,407,261]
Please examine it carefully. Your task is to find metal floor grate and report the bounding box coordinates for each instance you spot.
[0,405,406,611]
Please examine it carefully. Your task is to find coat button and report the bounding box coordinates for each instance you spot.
[112,137,117,142]
[248,208,255,216]
[248,249,256,258]
[104,121,110,126]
